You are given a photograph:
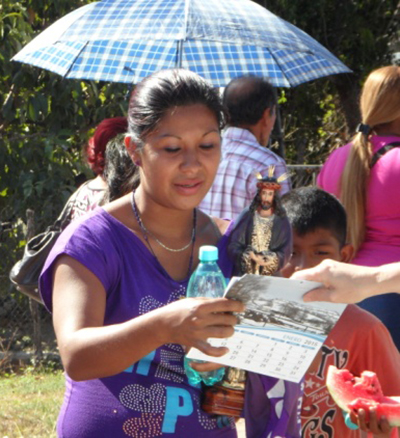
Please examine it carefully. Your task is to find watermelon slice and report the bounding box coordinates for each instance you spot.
[326,366,400,426]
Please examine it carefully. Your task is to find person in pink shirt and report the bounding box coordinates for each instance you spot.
[317,65,400,350]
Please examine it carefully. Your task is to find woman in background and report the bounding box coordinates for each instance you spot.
[317,66,400,350]
[70,117,128,219]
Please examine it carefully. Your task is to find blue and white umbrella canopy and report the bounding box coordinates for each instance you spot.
[13,0,351,87]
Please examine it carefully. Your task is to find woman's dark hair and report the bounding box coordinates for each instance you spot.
[127,69,225,148]
[101,134,139,204]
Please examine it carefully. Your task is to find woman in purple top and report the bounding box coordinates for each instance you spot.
[40,69,245,438]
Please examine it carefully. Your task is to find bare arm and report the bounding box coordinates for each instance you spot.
[53,255,244,381]
[290,260,400,304]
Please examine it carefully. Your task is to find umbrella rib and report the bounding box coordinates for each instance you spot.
[184,0,190,39]
[267,49,293,87]
[175,0,189,68]
[176,40,183,68]
[62,41,89,79]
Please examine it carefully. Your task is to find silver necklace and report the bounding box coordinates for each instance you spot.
[131,192,197,253]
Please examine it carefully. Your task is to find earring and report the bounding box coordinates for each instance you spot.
[134,160,141,167]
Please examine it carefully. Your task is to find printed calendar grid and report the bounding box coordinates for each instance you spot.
[188,327,325,383]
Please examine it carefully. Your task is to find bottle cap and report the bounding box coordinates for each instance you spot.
[199,245,218,262]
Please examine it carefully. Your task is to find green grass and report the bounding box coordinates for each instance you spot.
[0,370,64,438]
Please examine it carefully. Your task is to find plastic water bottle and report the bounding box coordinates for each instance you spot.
[184,245,227,386]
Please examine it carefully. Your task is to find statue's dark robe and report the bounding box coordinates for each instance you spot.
[227,207,292,276]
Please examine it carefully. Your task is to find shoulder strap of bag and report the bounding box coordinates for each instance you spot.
[370,142,400,168]
[52,181,90,230]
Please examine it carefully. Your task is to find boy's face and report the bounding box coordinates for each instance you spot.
[281,228,353,278]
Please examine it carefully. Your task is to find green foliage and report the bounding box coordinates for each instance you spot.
[261,0,397,72]
[0,1,128,283]
[257,0,399,163]
[277,79,348,164]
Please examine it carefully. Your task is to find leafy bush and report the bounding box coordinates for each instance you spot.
[0,1,128,293]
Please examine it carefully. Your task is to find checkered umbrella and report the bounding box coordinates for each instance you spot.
[12,0,351,87]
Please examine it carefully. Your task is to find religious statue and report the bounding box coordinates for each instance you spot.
[228,167,292,277]
[202,167,292,417]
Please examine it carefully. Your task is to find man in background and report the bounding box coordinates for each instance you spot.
[200,75,291,220]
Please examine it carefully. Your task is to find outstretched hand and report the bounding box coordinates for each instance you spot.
[291,259,375,304]
[159,297,245,358]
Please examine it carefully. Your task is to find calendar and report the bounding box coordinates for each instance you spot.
[186,274,346,383]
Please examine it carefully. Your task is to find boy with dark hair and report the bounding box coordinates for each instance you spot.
[281,187,400,438]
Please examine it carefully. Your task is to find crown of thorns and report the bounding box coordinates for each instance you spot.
[255,166,289,191]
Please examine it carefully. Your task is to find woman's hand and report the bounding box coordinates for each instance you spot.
[158,297,245,357]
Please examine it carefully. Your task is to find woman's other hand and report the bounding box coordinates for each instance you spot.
[159,297,245,357]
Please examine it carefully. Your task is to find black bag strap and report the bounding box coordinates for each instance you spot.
[370,142,400,168]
